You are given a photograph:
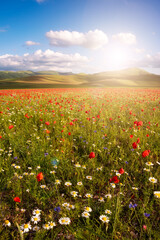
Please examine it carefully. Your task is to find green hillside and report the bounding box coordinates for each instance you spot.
[0,68,160,89]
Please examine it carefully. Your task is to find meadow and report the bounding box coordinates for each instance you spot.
[0,88,159,240]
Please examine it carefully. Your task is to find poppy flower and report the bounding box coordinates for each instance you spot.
[137,138,140,144]
[14,197,21,203]
[132,142,137,149]
[9,125,14,130]
[36,172,43,182]
[110,176,119,184]
[119,168,124,174]
[137,121,143,126]
[142,150,150,158]
[68,132,71,135]
[45,122,50,125]
[89,152,95,159]
[130,135,133,138]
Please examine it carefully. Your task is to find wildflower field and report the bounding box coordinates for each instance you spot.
[0,88,159,240]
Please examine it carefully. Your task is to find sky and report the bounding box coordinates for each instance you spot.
[0,0,160,74]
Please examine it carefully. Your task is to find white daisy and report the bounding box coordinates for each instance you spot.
[105,209,112,215]
[59,217,71,225]
[31,216,41,224]
[82,211,90,218]
[99,215,110,223]
[84,207,92,212]
[3,220,11,227]
[149,177,157,183]
[20,223,32,233]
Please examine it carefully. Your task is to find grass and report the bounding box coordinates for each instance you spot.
[0,88,160,240]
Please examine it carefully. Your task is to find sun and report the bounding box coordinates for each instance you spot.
[106,45,129,70]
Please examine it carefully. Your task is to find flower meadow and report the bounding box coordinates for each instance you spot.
[0,88,159,240]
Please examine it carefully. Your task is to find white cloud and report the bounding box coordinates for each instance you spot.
[112,32,136,45]
[135,48,145,54]
[0,49,89,73]
[25,41,40,46]
[138,52,160,68]
[46,29,108,49]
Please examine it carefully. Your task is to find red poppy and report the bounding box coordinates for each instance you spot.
[119,168,124,174]
[137,121,143,126]
[45,121,50,125]
[68,132,71,135]
[89,152,95,159]
[36,172,43,182]
[14,197,21,203]
[132,142,137,149]
[137,138,140,144]
[142,150,150,158]
[130,135,133,138]
[9,125,14,129]
[110,176,119,184]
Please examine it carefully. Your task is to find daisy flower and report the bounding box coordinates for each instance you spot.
[40,185,46,189]
[85,193,93,198]
[98,197,105,202]
[143,168,150,172]
[70,191,78,197]
[3,220,11,227]
[110,183,116,188]
[146,162,154,166]
[84,207,92,212]
[20,223,32,233]
[31,216,41,224]
[43,223,50,230]
[62,202,70,208]
[105,209,112,215]
[65,182,72,187]
[49,221,56,228]
[77,181,83,186]
[59,217,71,225]
[82,211,90,218]
[149,177,157,183]
[105,194,112,199]
[55,179,61,185]
[99,215,110,223]
[32,209,41,216]
[75,163,81,168]
[33,226,40,231]
[86,176,92,180]
[154,191,160,198]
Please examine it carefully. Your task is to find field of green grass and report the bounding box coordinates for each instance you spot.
[0,88,159,239]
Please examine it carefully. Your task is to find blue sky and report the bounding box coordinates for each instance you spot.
[0,0,160,73]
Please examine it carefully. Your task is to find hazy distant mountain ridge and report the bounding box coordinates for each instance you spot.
[0,68,160,88]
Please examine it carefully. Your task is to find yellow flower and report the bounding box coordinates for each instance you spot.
[154,191,160,198]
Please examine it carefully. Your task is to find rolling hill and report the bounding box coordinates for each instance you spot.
[0,68,160,89]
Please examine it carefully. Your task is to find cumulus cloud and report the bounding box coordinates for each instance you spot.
[25,41,40,46]
[0,49,89,72]
[46,29,108,49]
[112,32,136,45]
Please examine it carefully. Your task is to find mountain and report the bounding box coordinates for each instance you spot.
[0,70,73,80]
[0,68,160,89]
